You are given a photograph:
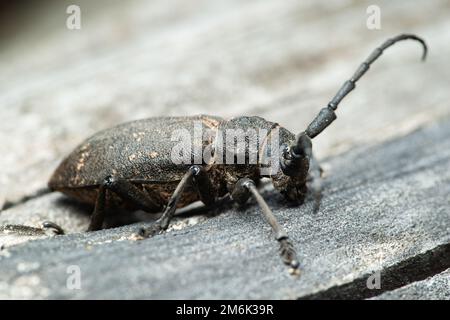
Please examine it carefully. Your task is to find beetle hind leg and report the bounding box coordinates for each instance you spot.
[0,220,64,237]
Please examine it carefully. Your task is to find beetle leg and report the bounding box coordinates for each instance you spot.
[88,176,161,231]
[0,221,64,236]
[136,165,208,238]
[88,185,107,231]
[0,224,45,236]
[232,178,300,275]
[192,165,216,206]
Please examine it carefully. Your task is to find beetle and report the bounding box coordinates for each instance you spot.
[1,34,427,273]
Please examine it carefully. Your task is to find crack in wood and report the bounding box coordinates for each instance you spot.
[299,242,450,300]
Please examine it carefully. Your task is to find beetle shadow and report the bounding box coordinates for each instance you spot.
[54,196,229,230]
[54,197,161,229]
[53,185,318,232]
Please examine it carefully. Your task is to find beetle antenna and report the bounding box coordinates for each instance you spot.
[304,34,427,139]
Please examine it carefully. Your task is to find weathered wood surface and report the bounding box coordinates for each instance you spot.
[1,120,450,299]
[1,0,449,299]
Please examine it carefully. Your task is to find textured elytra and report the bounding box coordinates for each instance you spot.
[49,115,223,189]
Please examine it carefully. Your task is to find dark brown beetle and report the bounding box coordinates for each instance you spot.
[1,34,427,273]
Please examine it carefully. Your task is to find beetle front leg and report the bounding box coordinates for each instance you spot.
[136,165,211,238]
[232,178,300,275]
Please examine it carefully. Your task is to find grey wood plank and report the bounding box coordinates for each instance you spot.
[1,0,450,299]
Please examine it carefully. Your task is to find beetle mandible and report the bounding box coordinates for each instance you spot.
[1,34,427,273]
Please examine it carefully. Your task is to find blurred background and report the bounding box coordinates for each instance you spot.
[0,0,449,207]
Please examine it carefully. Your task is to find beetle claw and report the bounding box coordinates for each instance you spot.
[41,221,65,235]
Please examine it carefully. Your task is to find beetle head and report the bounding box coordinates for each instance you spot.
[260,127,311,202]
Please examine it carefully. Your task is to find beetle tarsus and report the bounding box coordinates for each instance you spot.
[0,224,46,236]
[137,223,163,238]
[0,220,64,236]
[279,238,300,271]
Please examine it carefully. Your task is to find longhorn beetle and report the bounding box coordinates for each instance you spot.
[1,34,427,274]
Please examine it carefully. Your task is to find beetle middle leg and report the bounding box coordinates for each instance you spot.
[136,165,214,238]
